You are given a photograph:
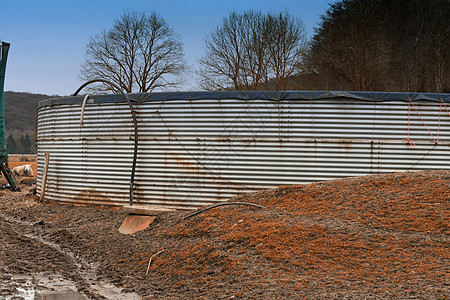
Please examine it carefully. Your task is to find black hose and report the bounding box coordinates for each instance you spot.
[182,202,266,220]
[73,79,138,206]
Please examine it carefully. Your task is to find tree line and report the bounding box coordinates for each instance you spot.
[305,0,449,92]
[6,133,36,154]
[80,0,449,94]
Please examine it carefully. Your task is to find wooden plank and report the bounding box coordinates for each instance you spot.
[122,205,175,216]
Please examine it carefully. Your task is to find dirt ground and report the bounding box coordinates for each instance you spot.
[0,169,448,299]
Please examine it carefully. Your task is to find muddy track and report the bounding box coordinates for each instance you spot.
[0,205,141,300]
[0,213,108,299]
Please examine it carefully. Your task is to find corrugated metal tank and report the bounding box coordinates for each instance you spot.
[37,91,450,209]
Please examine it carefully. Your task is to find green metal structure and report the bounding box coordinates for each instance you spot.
[0,41,18,190]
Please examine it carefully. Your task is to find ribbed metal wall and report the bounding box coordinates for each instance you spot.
[37,92,450,209]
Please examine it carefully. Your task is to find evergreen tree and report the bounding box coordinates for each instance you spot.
[17,133,34,154]
[6,134,16,154]
[19,134,26,153]
[29,134,37,153]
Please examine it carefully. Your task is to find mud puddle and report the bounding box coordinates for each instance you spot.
[3,273,140,300]
[0,213,140,300]
[35,291,88,300]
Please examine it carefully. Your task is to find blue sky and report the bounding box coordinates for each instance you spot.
[1,0,334,95]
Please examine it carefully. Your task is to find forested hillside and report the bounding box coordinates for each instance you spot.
[4,91,54,153]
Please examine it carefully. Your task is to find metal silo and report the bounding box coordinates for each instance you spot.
[37,91,450,209]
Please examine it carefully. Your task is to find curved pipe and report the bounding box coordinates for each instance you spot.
[73,79,138,206]
[79,94,89,127]
[182,202,266,220]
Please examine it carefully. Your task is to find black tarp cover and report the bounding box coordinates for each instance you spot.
[39,91,450,108]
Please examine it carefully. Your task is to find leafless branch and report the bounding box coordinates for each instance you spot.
[80,11,187,94]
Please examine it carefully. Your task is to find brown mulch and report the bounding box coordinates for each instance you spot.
[0,170,448,299]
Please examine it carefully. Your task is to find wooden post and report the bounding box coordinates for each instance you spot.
[39,153,50,202]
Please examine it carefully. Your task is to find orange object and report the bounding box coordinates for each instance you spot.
[119,214,155,234]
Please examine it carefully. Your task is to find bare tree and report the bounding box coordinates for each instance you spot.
[197,12,248,91]
[265,12,307,90]
[198,10,307,91]
[80,11,186,93]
